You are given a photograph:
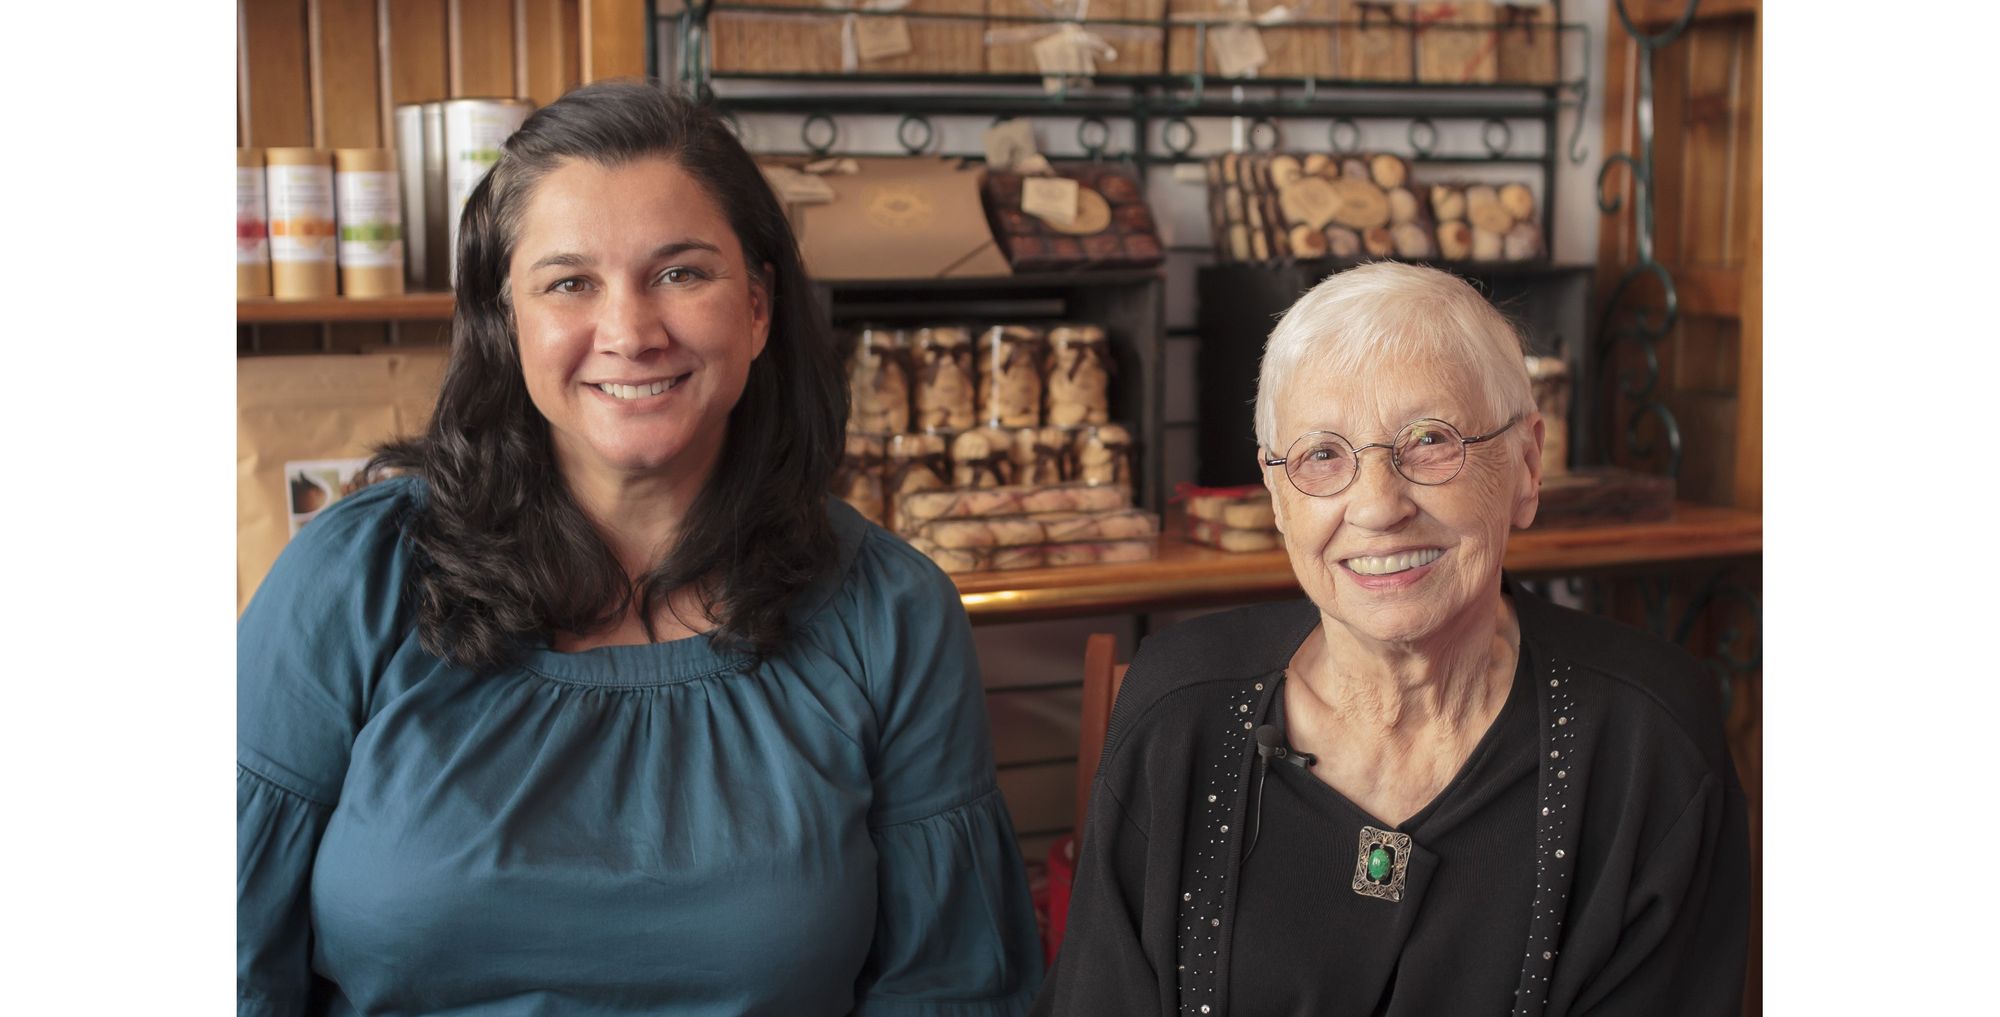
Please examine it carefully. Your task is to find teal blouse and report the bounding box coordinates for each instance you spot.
[238,478,1043,1016]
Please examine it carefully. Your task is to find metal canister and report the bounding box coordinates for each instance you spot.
[441,98,534,285]
[392,104,435,291]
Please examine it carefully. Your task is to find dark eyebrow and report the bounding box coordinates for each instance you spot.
[527,239,724,273]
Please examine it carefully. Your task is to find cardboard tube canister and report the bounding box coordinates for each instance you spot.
[236,149,271,298]
[333,148,406,298]
[443,98,534,285]
[393,105,432,291]
[265,148,338,299]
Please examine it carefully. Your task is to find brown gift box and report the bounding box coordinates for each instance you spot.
[237,349,448,611]
[1167,0,1334,79]
[981,163,1164,272]
[708,0,987,75]
[986,0,1166,77]
[773,157,1014,280]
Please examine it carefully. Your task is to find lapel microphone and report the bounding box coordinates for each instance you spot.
[1246,724,1316,861]
[1255,724,1316,769]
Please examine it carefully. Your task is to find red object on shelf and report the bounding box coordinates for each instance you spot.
[1042,834,1078,966]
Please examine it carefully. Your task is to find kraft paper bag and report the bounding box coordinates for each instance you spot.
[237,348,448,612]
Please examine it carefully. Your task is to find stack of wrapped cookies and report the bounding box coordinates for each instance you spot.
[1181,484,1282,552]
[835,322,1150,566]
[896,484,1160,574]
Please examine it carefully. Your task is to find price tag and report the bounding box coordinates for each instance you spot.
[1023,176,1081,227]
[1212,23,1269,78]
[854,15,914,61]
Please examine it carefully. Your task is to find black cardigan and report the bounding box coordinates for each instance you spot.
[1031,581,1749,1017]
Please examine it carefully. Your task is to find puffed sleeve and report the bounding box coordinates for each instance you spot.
[237,480,414,1017]
[1570,774,1751,1016]
[846,532,1044,1016]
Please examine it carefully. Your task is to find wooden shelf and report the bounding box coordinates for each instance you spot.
[238,293,454,323]
[953,503,1762,625]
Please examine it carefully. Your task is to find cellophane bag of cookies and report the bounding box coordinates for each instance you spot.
[1044,324,1112,426]
[1073,423,1134,489]
[951,427,1017,488]
[976,324,1045,429]
[1011,425,1076,485]
[884,432,951,533]
[912,325,976,432]
[848,324,911,434]
[835,433,889,526]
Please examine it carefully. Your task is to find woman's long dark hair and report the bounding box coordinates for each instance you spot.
[372,80,847,673]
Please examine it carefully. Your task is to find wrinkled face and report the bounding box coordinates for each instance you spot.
[1261,358,1543,648]
[508,155,771,491]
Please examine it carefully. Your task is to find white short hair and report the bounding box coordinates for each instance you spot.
[1253,262,1535,452]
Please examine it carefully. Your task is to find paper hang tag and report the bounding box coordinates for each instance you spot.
[803,156,860,175]
[853,14,914,61]
[1032,25,1099,78]
[1022,176,1081,228]
[1278,177,1339,230]
[984,118,1041,174]
[762,166,839,205]
[1212,22,1269,78]
[1015,153,1054,176]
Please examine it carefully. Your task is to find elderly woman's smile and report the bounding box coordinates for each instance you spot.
[1263,360,1539,648]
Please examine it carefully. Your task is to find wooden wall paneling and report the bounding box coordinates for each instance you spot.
[1686,22,1748,267]
[387,0,452,106]
[520,0,583,106]
[581,0,648,82]
[453,0,521,97]
[241,0,315,148]
[1735,10,1762,512]
[311,0,385,147]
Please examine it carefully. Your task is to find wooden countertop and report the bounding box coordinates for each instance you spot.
[954,503,1762,624]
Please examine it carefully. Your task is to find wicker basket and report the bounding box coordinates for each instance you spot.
[709,0,989,75]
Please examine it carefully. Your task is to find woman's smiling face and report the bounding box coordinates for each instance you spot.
[507,155,771,492]
[1263,359,1544,649]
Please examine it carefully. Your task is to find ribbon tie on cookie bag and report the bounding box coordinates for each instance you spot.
[820,0,913,73]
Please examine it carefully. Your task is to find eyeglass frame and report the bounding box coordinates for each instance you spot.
[1260,415,1521,497]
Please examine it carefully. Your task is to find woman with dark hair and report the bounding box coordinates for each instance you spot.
[238,80,1042,1016]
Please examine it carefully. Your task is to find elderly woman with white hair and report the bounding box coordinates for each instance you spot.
[1031,263,1747,1016]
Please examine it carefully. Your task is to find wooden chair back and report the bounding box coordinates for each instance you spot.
[1075,633,1129,837]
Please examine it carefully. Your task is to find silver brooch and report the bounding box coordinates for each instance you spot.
[1352,825,1413,902]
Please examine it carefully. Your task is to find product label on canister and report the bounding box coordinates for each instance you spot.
[335,170,405,269]
[237,167,269,265]
[445,103,531,278]
[266,164,337,263]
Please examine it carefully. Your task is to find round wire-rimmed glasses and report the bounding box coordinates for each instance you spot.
[1262,416,1519,497]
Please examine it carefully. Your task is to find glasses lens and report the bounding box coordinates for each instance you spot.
[1286,433,1355,496]
[1395,419,1465,485]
